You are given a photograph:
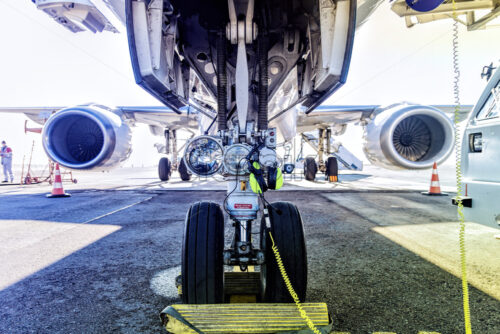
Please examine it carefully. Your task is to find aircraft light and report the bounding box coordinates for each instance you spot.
[223,144,251,175]
[183,136,224,176]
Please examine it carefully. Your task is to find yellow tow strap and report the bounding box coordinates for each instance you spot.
[451,1,472,333]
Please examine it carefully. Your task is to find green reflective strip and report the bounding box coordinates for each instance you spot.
[252,162,260,169]
[249,173,262,194]
[276,168,283,189]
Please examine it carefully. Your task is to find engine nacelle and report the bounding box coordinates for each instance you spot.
[42,106,132,170]
[363,103,454,170]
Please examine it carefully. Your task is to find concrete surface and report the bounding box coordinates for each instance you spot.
[0,167,498,334]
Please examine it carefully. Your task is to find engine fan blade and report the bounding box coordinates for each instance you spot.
[66,118,104,162]
[392,116,431,162]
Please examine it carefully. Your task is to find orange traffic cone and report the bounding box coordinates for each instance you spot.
[422,162,447,196]
[46,163,71,198]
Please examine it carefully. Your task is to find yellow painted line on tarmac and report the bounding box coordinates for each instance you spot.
[373,222,500,301]
[332,332,440,334]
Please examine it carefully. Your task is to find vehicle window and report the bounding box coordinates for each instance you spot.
[476,83,500,120]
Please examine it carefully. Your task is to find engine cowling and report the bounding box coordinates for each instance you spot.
[363,103,454,170]
[42,106,132,170]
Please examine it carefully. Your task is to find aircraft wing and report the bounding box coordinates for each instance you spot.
[0,105,200,131]
[296,104,473,132]
[0,107,64,125]
[117,106,200,131]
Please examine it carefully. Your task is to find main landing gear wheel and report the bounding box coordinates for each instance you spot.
[304,157,317,181]
[158,157,171,181]
[178,159,191,181]
[260,202,307,302]
[326,156,338,182]
[182,202,225,304]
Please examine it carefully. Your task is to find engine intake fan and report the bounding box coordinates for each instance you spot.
[42,106,132,170]
[363,103,454,170]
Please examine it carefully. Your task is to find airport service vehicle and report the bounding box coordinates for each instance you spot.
[0,0,480,332]
[454,66,500,229]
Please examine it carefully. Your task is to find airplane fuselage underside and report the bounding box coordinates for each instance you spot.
[126,0,357,139]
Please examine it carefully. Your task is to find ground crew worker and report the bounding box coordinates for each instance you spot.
[1,141,13,183]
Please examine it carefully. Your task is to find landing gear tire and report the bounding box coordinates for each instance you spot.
[178,159,191,181]
[158,157,171,181]
[260,202,307,302]
[304,157,317,181]
[326,156,338,182]
[182,202,225,304]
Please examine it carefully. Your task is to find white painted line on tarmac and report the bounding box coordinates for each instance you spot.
[81,196,153,224]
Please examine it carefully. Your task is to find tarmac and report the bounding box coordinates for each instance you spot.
[0,164,499,334]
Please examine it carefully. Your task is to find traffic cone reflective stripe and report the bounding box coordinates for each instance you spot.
[46,163,71,198]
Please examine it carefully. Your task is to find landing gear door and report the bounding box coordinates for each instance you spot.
[304,0,356,111]
[268,0,356,119]
[125,0,188,113]
[302,0,357,113]
[315,0,353,90]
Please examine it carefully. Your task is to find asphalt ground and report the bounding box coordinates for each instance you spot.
[0,168,499,334]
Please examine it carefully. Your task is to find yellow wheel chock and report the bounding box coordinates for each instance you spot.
[160,302,332,334]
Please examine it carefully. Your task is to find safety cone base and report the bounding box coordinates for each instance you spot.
[46,193,71,198]
[421,191,447,196]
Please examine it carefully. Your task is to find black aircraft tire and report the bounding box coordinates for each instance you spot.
[326,157,338,176]
[182,202,224,304]
[260,202,307,302]
[158,157,171,181]
[304,157,317,181]
[178,159,191,181]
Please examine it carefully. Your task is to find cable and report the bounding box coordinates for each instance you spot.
[228,143,320,332]
[451,1,472,333]
[268,232,321,334]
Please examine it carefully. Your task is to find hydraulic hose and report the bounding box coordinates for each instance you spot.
[258,35,268,130]
[217,31,228,131]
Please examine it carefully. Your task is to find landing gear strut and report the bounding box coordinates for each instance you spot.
[158,129,191,182]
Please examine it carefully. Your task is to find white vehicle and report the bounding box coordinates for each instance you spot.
[457,65,500,229]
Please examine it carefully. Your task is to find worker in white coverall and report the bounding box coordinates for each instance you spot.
[1,141,13,183]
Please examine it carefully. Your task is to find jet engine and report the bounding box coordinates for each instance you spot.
[363,103,454,169]
[42,106,132,170]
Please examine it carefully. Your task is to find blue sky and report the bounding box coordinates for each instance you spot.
[0,0,499,167]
